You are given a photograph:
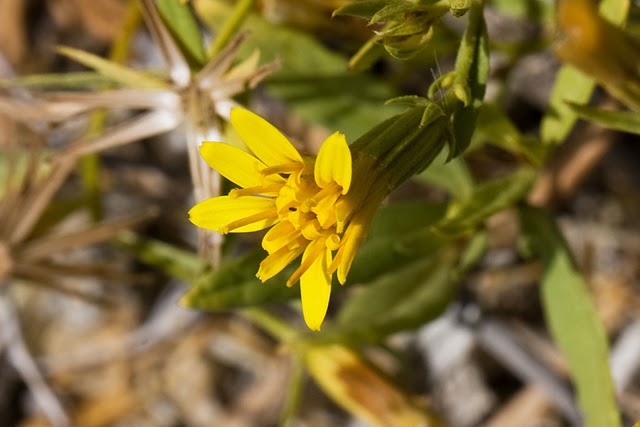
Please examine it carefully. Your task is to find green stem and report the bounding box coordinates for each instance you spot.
[277,356,305,427]
[241,308,298,343]
[208,0,256,57]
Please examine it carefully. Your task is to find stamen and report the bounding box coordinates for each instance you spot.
[261,162,304,176]
[327,251,341,276]
[326,234,341,251]
[286,239,326,286]
[230,184,282,198]
[305,182,341,208]
[257,238,307,283]
[219,208,278,233]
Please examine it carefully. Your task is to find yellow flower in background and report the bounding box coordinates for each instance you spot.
[555,0,640,110]
[189,107,377,330]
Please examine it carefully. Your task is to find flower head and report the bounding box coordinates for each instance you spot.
[189,107,378,330]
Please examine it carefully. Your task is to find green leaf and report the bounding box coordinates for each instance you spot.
[540,0,629,147]
[347,37,386,71]
[540,66,595,147]
[448,1,490,157]
[367,201,446,238]
[349,105,450,193]
[487,0,553,24]
[456,229,488,275]
[348,201,448,284]
[416,149,474,200]
[183,275,299,310]
[318,250,457,343]
[377,17,431,38]
[370,2,418,25]
[0,72,119,90]
[568,102,640,135]
[57,46,170,89]
[181,249,299,309]
[471,103,545,166]
[157,0,207,66]
[433,167,535,236]
[332,0,397,19]
[599,0,630,24]
[519,206,621,427]
[116,232,204,282]
[450,0,472,17]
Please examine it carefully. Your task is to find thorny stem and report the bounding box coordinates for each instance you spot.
[184,86,224,266]
[10,156,77,245]
[208,0,256,57]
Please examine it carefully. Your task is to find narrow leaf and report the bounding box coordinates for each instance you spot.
[0,72,118,89]
[520,206,621,427]
[139,0,191,87]
[448,1,490,157]
[568,102,640,135]
[57,46,169,89]
[116,231,204,282]
[332,0,394,19]
[433,168,535,236]
[417,149,474,200]
[540,0,629,147]
[322,251,456,343]
[157,0,207,65]
[472,103,545,166]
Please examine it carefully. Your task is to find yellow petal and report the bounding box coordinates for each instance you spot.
[188,196,277,233]
[257,240,306,282]
[230,107,303,167]
[300,245,332,331]
[262,220,300,253]
[315,132,352,194]
[332,201,378,284]
[200,142,283,189]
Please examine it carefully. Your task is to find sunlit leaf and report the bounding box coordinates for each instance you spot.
[57,46,170,89]
[471,103,545,166]
[568,102,640,135]
[0,72,119,90]
[332,0,399,20]
[487,0,553,24]
[416,149,473,200]
[520,206,621,427]
[433,168,535,236]
[342,200,447,286]
[450,0,471,17]
[116,231,204,282]
[321,250,457,343]
[157,0,207,66]
[448,2,490,158]
[540,0,629,147]
[181,249,297,310]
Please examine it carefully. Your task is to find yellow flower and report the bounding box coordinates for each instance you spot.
[189,107,377,330]
[555,0,640,110]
